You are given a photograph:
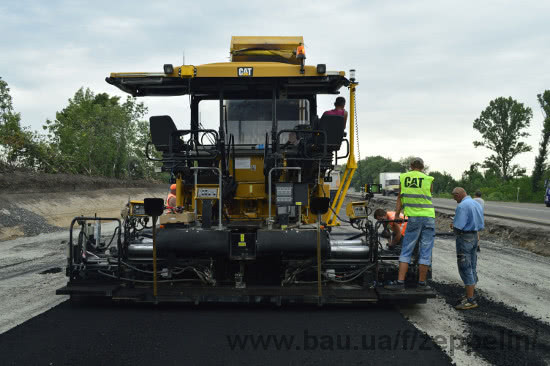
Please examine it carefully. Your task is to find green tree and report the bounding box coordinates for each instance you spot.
[0,77,48,170]
[351,156,404,190]
[0,76,23,166]
[473,97,532,180]
[532,90,550,190]
[45,88,148,178]
[399,155,430,172]
[458,163,485,194]
[429,171,458,194]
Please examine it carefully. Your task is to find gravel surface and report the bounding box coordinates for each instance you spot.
[431,281,550,366]
[0,187,166,241]
[0,202,62,237]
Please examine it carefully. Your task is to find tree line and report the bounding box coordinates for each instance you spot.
[350,93,550,203]
[1,75,549,202]
[0,77,159,180]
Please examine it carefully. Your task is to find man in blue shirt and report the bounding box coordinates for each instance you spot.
[451,187,484,310]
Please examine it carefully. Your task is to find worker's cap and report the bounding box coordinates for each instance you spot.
[410,157,424,168]
[170,184,177,191]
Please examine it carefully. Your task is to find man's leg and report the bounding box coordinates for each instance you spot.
[466,235,479,299]
[385,217,421,290]
[466,285,475,299]
[418,264,429,282]
[416,217,435,290]
[397,220,421,281]
[397,262,409,281]
[455,233,478,309]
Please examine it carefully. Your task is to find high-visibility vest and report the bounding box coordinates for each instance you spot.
[399,170,435,218]
[387,211,407,236]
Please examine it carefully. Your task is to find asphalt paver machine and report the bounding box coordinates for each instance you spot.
[58,37,435,304]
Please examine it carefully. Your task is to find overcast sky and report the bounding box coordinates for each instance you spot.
[1,0,549,179]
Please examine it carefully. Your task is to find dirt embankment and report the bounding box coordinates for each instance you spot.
[369,198,550,257]
[0,172,167,241]
[0,171,162,194]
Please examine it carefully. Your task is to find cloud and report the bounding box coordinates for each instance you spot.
[1,0,549,178]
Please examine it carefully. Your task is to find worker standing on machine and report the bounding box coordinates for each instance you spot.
[323,96,348,123]
[374,208,407,251]
[166,184,177,208]
[384,157,435,292]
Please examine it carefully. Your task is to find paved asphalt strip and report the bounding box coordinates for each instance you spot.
[0,301,453,366]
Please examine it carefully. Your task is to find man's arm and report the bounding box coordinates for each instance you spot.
[344,110,349,123]
[390,224,402,245]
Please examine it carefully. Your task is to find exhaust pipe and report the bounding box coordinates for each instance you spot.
[329,239,369,258]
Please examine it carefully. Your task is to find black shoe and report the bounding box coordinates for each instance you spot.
[384,281,405,291]
[455,298,478,310]
[416,283,432,291]
[455,296,467,306]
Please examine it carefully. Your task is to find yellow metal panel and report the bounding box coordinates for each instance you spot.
[234,183,266,199]
[176,176,183,207]
[229,156,265,181]
[179,65,195,78]
[230,36,304,52]
[195,62,322,78]
[111,64,345,79]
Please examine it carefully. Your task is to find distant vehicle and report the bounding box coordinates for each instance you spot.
[379,172,401,196]
[329,169,341,202]
[545,179,550,207]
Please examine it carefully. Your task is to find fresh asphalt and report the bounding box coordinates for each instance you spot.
[0,301,452,366]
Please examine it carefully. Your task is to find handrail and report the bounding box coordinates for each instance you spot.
[69,217,122,278]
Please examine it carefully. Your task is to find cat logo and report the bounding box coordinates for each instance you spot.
[404,177,424,188]
[237,67,253,77]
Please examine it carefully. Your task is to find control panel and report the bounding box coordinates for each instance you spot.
[196,187,219,199]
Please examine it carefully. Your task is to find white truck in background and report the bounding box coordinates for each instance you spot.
[329,169,342,202]
[379,172,401,196]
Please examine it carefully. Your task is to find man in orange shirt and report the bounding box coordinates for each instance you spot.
[374,208,407,249]
[166,184,177,208]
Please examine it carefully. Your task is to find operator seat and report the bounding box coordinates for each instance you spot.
[149,115,185,152]
[314,114,346,152]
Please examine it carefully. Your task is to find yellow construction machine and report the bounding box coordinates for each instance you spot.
[57,37,434,304]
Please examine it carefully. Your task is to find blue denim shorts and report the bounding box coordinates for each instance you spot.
[456,233,478,286]
[399,216,435,265]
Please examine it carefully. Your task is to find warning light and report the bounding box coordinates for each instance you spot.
[296,45,306,59]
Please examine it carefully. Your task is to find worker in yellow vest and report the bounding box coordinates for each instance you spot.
[384,157,435,292]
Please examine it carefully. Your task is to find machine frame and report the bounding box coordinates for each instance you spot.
[57,37,435,304]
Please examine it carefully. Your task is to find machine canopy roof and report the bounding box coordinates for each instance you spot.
[106,61,349,99]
